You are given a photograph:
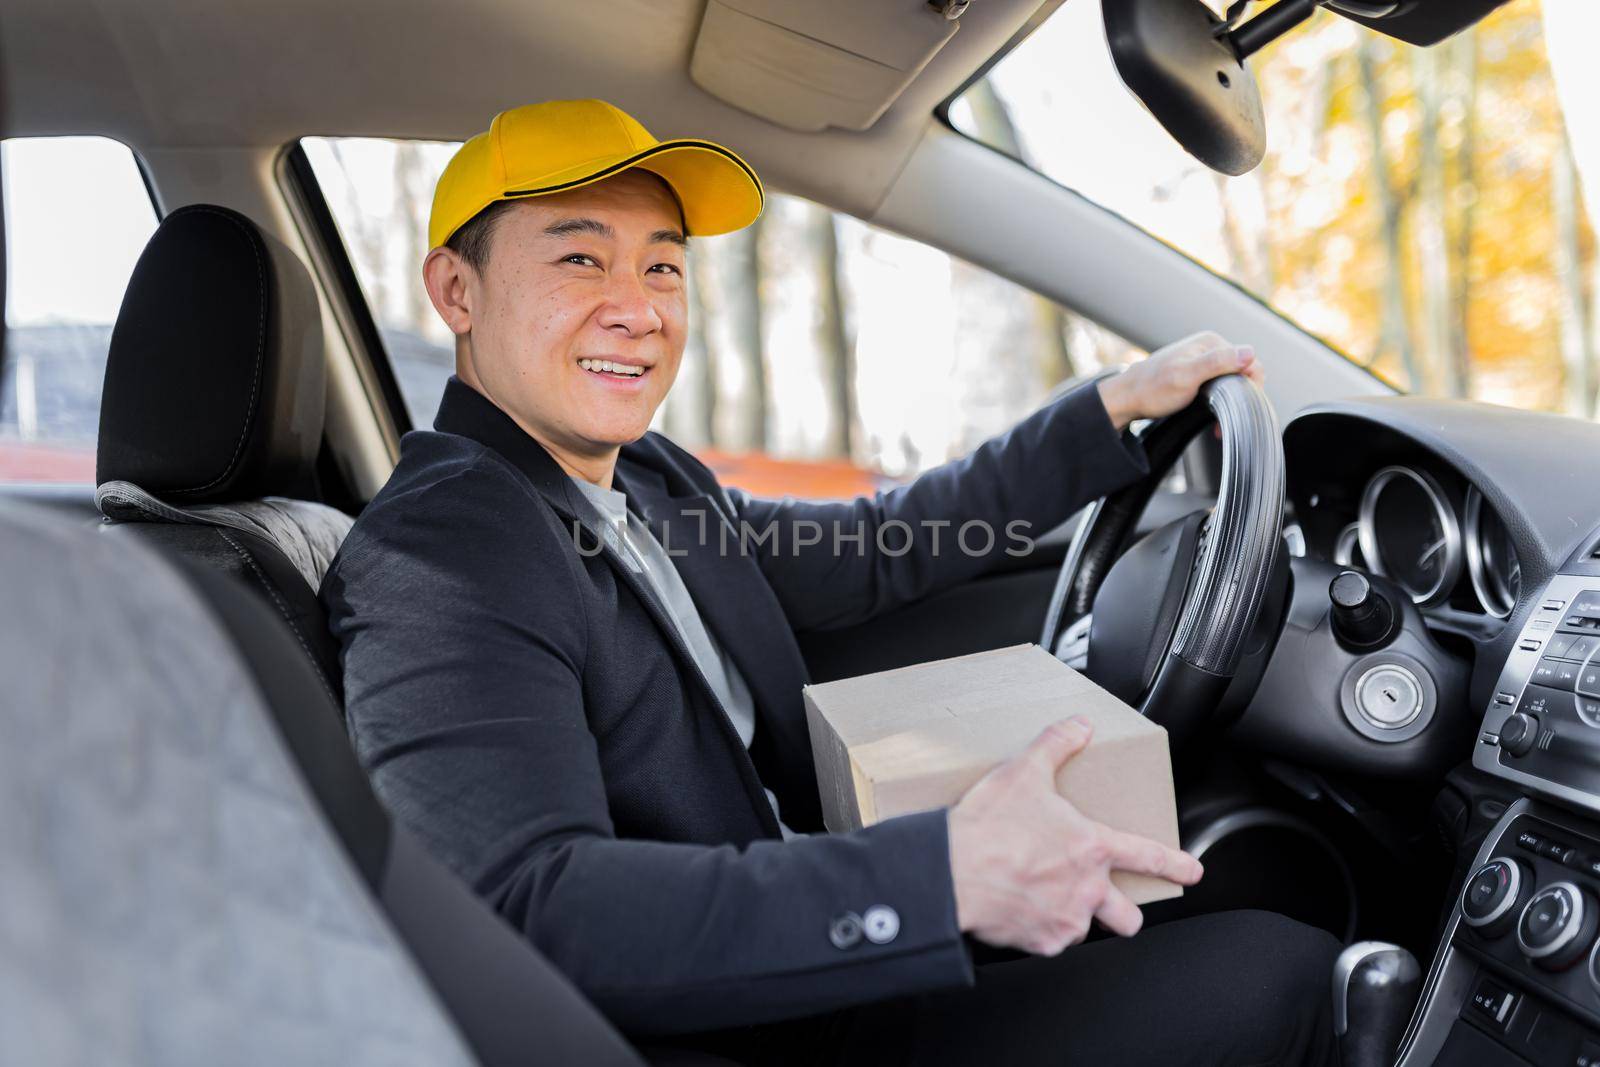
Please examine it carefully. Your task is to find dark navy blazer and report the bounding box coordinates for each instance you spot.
[322,376,1147,1036]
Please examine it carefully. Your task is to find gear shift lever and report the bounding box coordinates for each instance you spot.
[1333,941,1422,1067]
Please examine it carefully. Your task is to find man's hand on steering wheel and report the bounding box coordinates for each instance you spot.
[1097,331,1263,432]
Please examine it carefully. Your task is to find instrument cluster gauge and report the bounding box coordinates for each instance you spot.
[1357,465,1463,606]
[1332,521,1365,569]
[1465,486,1521,619]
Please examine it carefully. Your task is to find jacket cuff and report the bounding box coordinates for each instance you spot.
[1059,375,1150,490]
[854,808,975,989]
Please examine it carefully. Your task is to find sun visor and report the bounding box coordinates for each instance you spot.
[690,0,961,133]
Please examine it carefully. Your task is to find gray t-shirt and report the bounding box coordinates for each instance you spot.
[570,476,793,837]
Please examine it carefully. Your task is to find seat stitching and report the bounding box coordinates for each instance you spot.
[166,207,269,496]
[216,527,341,708]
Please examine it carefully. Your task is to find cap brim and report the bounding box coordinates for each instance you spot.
[501,139,764,238]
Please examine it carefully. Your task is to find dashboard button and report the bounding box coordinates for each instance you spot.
[1541,839,1578,864]
[1573,592,1600,616]
[1565,850,1597,873]
[1469,977,1517,1033]
[1581,663,1600,697]
[1521,638,1545,651]
[1517,830,1545,852]
[1568,636,1600,661]
[1533,658,1573,689]
[1545,598,1569,612]
[1547,633,1581,660]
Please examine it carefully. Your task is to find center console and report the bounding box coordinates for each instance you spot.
[1398,802,1600,1065]
[1400,557,1600,1064]
[1474,579,1600,810]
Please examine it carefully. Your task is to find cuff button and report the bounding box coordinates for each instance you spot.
[863,905,900,944]
[829,911,864,950]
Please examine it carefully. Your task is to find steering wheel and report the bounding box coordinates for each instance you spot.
[1040,374,1286,749]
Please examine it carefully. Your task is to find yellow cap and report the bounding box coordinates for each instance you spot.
[428,99,764,249]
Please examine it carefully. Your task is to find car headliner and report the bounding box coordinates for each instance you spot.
[0,0,1065,219]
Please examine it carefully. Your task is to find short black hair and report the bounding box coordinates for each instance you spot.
[444,198,520,274]
[444,173,688,275]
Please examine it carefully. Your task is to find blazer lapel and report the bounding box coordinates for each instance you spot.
[620,468,820,828]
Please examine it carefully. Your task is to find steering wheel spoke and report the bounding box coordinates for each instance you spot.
[1053,612,1093,670]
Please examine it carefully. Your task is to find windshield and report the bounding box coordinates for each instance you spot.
[951,0,1600,416]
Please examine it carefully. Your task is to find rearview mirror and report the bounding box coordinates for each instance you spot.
[1103,0,1266,176]
[1105,0,1512,175]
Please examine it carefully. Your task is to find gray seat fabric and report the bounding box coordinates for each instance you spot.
[0,501,476,1067]
[96,479,353,590]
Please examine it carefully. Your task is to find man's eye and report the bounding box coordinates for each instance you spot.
[648,263,683,276]
[562,253,598,267]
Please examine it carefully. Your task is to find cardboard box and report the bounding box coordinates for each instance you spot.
[803,643,1182,904]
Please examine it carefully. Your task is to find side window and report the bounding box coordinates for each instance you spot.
[1,137,160,485]
[302,138,1143,497]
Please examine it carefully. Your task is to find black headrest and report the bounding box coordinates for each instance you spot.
[97,204,326,503]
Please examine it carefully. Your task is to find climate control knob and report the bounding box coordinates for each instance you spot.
[1460,857,1529,937]
[1516,881,1597,969]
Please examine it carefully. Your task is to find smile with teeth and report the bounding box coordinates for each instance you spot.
[578,358,647,378]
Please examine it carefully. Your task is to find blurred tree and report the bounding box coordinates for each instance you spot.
[725,214,769,451]
[1356,37,1423,391]
[1448,30,1480,397]
[811,207,858,458]
[327,141,392,317]
[1544,0,1600,416]
[663,252,718,448]
[392,143,434,335]
[1555,136,1596,416]
[960,79,1078,389]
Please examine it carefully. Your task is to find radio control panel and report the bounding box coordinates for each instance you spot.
[1476,577,1600,813]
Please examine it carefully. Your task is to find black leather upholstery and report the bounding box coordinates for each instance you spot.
[94,203,346,701]
[97,203,325,502]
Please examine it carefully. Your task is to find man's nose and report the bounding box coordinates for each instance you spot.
[596,272,664,338]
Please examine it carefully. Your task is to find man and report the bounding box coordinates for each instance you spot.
[324,99,1338,1064]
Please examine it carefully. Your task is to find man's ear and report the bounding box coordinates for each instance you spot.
[423,247,475,336]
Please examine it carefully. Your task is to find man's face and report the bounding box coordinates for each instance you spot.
[458,171,687,459]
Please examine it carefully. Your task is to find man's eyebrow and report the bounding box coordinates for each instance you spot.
[544,217,613,240]
[650,228,688,247]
